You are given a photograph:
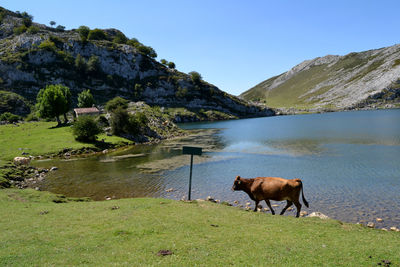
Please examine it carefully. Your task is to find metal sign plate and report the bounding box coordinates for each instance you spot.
[182,146,202,156]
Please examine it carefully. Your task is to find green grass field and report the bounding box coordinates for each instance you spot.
[0,189,399,266]
[0,121,131,161]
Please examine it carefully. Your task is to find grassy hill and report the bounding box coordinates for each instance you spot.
[241,46,400,111]
[0,188,399,266]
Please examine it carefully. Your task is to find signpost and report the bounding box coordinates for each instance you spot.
[182,146,202,200]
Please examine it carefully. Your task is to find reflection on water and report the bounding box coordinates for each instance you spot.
[35,109,400,228]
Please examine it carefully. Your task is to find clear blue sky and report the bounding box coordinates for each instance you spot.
[2,0,400,95]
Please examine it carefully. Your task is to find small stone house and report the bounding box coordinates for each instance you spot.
[73,107,100,118]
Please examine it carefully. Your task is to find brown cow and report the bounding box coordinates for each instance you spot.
[232,175,309,217]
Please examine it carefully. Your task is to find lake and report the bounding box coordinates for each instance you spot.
[35,109,400,229]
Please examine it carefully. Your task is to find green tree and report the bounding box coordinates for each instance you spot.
[77,89,95,108]
[189,71,202,84]
[105,96,129,112]
[75,54,87,73]
[49,21,56,27]
[160,59,167,65]
[77,25,90,42]
[72,116,102,142]
[35,84,68,126]
[87,55,100,74]
[60,85,72,123]
[113,32,128,44]
[56,25,65,31]
[110,106,130,135]
[87,29,108,41]
[168,61,176,69]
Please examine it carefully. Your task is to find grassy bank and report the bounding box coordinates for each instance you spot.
[1,189,399,266]
[0,121,131,161]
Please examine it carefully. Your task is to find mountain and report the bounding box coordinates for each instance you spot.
[0,7,273,118]
[241,44,400,112]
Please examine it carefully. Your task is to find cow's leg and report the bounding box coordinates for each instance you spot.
[265,200,275,215]
[294,201,302,218]
[253,200,259,212]
[280,200,293,215]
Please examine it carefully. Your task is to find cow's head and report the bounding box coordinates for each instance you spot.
[232,175,243,191]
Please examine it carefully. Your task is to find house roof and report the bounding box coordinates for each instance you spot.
[73,107,100,115]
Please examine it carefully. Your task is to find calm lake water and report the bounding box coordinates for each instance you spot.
[35,109,400,228]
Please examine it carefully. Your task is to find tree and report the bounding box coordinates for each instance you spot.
[75,54,87,73]
[77,25,90,42]
[160,59,167,65]
[72,116,102,142]
[105,96,129,112]
[189,71,202,84]
[87,29,108,41]
[35,84,68,125]
[168,61,176,69]
[60,85,72,123]
[49,21,56,27]
[87,55,100,74]
[56,25,65,31]
[77,89,95,108]
[113,32,128,44]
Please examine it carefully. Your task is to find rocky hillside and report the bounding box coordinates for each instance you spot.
[0,7,273,118]
[241,44,400,111]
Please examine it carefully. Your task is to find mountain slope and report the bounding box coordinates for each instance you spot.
[0,7,273,118]
[241,45,400,111]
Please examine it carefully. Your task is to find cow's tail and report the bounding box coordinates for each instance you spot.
[296,178,309,208]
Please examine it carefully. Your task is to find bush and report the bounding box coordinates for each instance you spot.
[88,29,108,41]
[110,107,130,135]
[160,59,167,65]
[189,71,202,84]
[87,55,100,74]
[75,54,87,72]
[105,97,129,112]
[13,25,27,35]
[27,25,39,34]
[72,116,102,142]
[25,112,39,122]
[168,62,176,69]
[113,32,128,44]
[0,112,21,123]
[136,44,157,58]
[77,25,90,42]
[38,40,57,51]
[56,25,65,31]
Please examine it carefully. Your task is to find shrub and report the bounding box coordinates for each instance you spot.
[77,25,90,42]
[22,17,32,27]
[75,54,87,72]
[49,21,56,27]
[189,71,202,84]
[126,38,139,47]
[38,40,57,51]
[160,59,167,65]
[136,44,157,58]
[88,29,108,41]
[25,112,39,122]
[56,25,65,31]
[175,87,188,98]
[72,116,102,142]
[113,32,128,44]
[13,25,27,35]
[87,55,100,74]
[0,112,21,123]
[105,97,129,112]
[168,61,176,69]
[27,25,39,34]
[110,106,130,135]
